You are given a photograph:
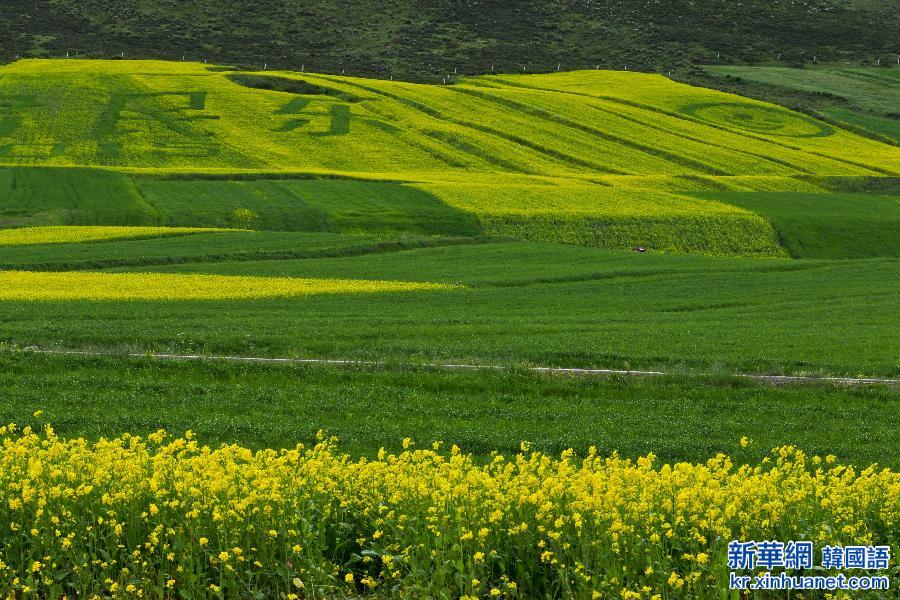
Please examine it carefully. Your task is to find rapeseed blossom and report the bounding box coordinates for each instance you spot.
[0,425,895,598]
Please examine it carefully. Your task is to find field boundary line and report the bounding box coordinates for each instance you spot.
[19,348,900,387]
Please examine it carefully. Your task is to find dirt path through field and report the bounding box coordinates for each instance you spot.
[20,348,899,387]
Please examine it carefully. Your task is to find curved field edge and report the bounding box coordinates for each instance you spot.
[688,191,900,259]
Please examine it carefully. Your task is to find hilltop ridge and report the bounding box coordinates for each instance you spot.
[1,1,897,80]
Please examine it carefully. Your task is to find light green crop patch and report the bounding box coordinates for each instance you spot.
[414,182,787,257]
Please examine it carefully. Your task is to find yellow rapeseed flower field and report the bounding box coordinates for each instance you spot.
[0,271,456,301]
[0,426,895,598]
[1,59,897,176]
[1,59,897,254]
[0,226,239,246]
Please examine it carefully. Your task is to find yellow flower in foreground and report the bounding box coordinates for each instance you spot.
[0,423,894,598]
[668,572,685,589]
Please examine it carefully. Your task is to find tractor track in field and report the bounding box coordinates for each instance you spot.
[19,348,900,387]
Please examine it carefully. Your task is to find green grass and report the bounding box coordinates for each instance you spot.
[1,352,896,467]
[0,166,486,237]
[0,241,894,377]
[692,191,900,258]
[821,108,900,142]
[0,58,897,483]
[704,66,900,143]
[0,31,897,600]
[705,67,900,116]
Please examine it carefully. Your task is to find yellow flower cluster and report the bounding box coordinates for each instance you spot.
[0,425,896,598]
[0,271,456,301]
[0,226,240,246]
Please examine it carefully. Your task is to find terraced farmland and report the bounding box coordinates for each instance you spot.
[1,59,897,256]
[0,59,897,599]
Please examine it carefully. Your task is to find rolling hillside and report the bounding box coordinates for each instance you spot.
[1,59,898,256]
[1,60,896,175]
